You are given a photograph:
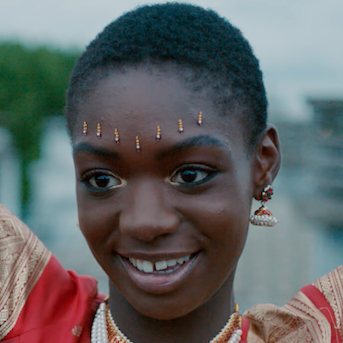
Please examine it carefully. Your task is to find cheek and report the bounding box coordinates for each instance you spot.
[177,177,251,271]
[197,201,249,255]
[76,190,119,250]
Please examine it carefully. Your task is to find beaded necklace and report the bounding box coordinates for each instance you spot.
[91,301,242,343]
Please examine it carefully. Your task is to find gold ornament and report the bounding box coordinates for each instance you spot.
[178,119,184,134]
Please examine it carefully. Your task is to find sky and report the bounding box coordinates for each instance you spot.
[1,0,343,121]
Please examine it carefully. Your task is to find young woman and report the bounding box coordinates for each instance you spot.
[0,3,342,342]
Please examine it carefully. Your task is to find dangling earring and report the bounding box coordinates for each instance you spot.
[250,185,278,227]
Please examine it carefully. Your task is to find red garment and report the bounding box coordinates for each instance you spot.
[2,255,104,342]
[0,203,105,342]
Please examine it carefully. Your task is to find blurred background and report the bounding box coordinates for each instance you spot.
[0,0,342,312]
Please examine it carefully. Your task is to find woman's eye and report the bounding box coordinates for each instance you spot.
[170,167,214,185]
[83,171,122,190]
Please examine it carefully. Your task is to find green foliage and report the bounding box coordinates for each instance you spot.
[0,42,79,210]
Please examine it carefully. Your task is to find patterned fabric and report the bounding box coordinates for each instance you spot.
[313,265,343,341]
[0,204,51,340]
[244,269,343,343]
[0,204,104,342]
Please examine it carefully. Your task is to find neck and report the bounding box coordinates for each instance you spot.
[108,274,236,343]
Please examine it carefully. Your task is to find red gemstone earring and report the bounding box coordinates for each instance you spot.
[250,185,278,227]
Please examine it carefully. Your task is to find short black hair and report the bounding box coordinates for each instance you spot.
[65,2,267,149]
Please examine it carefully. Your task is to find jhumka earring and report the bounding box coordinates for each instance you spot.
[156,125,161,141]
[96,123,102,138]
[178,119,184,134]
[114,128,120,143]
[83,121,88,135]
[136,136,141,152]
[250,185,278,227]
[197,111,203,126]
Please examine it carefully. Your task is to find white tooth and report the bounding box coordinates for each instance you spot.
[142,260,154,273]
[166,269,173,273]
[137,259,144,271]
[155,260,168,271]
[177,257,185,264]
[167,259,177,267]
[131,258,137,267]
[184,255,190,262]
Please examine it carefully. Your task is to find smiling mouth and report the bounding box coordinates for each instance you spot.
[120,253,198,294]
[127,254,192,274]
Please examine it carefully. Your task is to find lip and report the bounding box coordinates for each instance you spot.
[120,253,199,294]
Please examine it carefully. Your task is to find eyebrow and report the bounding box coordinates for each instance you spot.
[73,142,120,159]
[156,135,227,160]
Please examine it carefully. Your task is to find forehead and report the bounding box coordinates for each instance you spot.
[77,66,235,126]
[73,65,246,156]
[79,66,208,120]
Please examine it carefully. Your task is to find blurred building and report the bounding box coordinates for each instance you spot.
[307,100,343,230]
[276,99,343,229]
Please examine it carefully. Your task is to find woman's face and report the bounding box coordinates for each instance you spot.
[73,66,255,320]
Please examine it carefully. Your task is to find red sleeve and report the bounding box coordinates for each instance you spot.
[3,254,105,343]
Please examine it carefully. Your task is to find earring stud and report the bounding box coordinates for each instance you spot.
[136,136,141,152]
[197,111,203,126]
[178,119,184,134]
[156,126,161,141]
[114,128,120,143]
[96,123,102,138]
[83,121,88,135]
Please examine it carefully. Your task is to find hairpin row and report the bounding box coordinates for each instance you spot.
[82,111,203,151]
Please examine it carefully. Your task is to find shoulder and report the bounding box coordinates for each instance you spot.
[243,266,343,343]
[0,203,51,340]
[0,204,105,342]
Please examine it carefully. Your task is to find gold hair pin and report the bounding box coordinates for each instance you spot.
[96,123,102,138]
[197,111,203,126]
[114,128,120,143]
[136,136,141,152]
[156,125,161,141]
[83,121,88,135]
[178,119,184,134]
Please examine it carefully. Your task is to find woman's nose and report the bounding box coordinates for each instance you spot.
[119,180,179,242]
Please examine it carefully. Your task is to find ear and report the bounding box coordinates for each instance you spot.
[252,124,281,200]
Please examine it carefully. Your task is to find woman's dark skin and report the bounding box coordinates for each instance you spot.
[73,65,281,343]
